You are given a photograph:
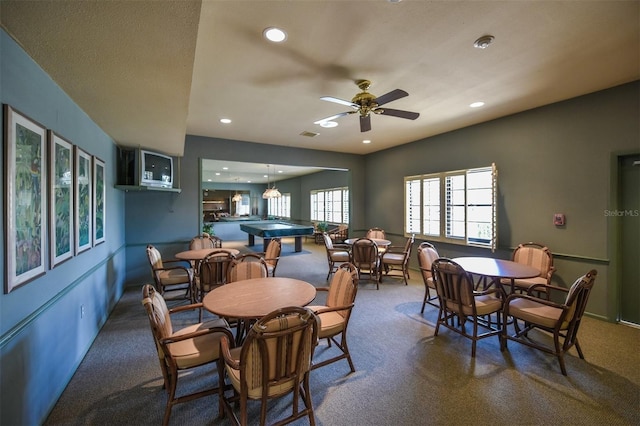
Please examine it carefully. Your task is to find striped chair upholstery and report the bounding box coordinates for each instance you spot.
[307,263,359,373]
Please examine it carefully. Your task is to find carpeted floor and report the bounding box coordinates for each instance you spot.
[45,239,640,425]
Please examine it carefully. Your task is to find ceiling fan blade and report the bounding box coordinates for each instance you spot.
[378,108,420,120]
[360,115,372,132]
[373,89,408,106]
[314,111,353,124]
[320,96,358,108]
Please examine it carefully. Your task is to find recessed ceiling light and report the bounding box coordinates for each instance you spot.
[215,172,221,176]
[263,27,287,42]
[320,121,338,128]
[363,139,371,144]
[473,35,494,49]
[470,101,485,108]
[278,170,283,173]
[220,118,232,124]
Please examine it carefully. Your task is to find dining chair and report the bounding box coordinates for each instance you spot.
[189,233,222,250]
[196,250,236,320]
[308,263,358,373]
[380,234,415,285]
[501,242,555,297]
[351,238,381,289]
[328,224,349,244]
[431,258,504,357]
[366,227,386,239]
[146,244,194,301]
[226,254,269,283]
[502,269,597,376]
[255,238,281,276]
[141,284,234,426]
[218,306,319,426]
[322,232,351,280]
[417,241,440,312]
[366,227,387,253]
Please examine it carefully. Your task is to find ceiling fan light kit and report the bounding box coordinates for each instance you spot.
[315,79,419,132]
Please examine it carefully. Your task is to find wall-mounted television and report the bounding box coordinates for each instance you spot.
[140,149,173,188]
[117,147,174,188]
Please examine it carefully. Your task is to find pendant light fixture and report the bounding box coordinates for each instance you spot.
[262,165,282,199]
[232,178,242,202]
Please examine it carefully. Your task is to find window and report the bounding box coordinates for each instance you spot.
[405,164,497,250]
[311,187,349,224]
[268,193,290,218]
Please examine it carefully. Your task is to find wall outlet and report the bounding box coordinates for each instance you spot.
[81,305,85,319]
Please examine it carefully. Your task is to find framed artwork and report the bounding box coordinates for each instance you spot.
[93,156,106,245]
[75,147,92,254]
[49,131,75,267]
[4,105,47,293]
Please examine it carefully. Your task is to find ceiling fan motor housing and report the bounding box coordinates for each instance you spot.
[352,91,378,116]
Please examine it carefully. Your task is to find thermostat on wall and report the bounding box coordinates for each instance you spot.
[553,213,566,226]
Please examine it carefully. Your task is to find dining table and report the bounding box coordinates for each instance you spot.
[344,237,392,248]
[451,256,540,294]
[175,248,241,281]
[174,247,240,262]
[203,277,317,343]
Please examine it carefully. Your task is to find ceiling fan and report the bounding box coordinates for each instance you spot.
[314,79,420,132]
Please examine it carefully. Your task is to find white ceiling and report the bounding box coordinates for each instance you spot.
[1,1,638,181]
[202,159,338,185]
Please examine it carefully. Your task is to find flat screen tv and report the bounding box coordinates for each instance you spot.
[140,149,173,188]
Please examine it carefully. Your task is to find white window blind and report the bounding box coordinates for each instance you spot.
[404,164,497,250]
[311,187,349,224]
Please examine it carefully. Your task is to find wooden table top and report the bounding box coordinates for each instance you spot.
[451,257,540,279]
[203,277,317,319]
[344,238,391,247]
[175,248,240,261]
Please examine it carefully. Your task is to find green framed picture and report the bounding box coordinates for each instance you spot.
[4,105,47,293]
[93,156,105,245]
[75,147,92,254]
[49,131,74,267]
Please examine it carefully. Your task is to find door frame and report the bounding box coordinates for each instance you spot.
[609,150,640,326]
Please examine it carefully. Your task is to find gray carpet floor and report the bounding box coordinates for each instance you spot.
[45,239,640,425]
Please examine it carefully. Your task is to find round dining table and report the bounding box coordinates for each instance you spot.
[203,277,316,319]
[203,277,317,343]
[344,237,392,248]
[451,256,540,294]
[175,248,240,261]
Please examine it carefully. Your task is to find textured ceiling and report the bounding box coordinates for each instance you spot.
[1,0,639,163]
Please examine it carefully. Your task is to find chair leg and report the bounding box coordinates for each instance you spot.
[574,338,585,359]
[557,354,568,376]
[163,373,178,426]
[303,374,316,426]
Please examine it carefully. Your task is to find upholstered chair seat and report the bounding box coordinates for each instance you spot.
[142,284,233,425]
[502,270,598,376]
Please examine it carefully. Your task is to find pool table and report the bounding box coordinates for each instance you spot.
[240,222,314,252]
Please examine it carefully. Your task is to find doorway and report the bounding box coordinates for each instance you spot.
[618,154,639,325]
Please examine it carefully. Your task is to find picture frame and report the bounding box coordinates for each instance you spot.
[93,156,106,245]
[75,147,92,254]
[49,131,75,267]
[4,105,47,293]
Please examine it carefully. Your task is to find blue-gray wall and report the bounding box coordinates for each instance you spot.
[1,24,638,426]
[122,135,364,286]
[366,81,639,321]
[0,30,127,424]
